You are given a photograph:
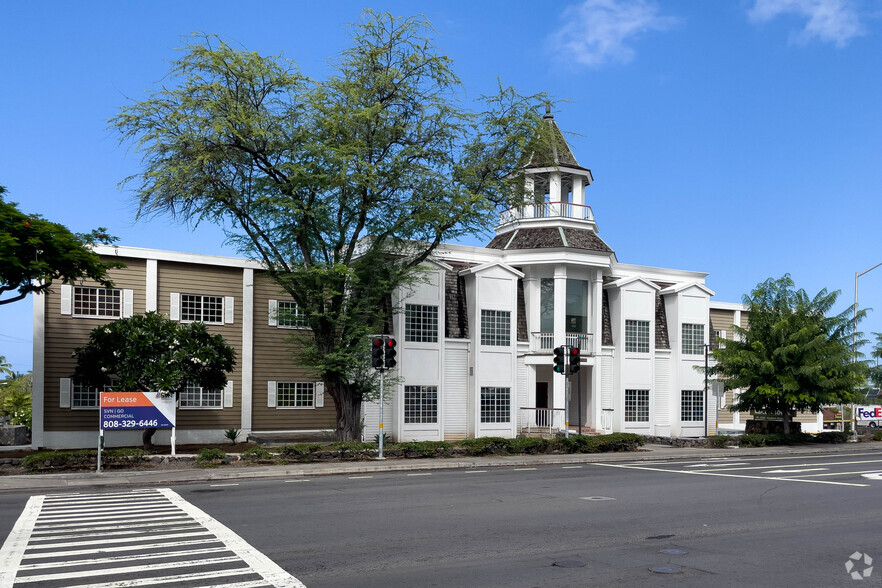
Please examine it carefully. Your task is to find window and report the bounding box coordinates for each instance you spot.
[181,294,224,324]
[480,387,510,423]
[624,389,649,422]
[405,304,438,342]
[681,390,704,422]
[681,323,705,355]
[73,287,121,318]
[404,385,438,423]
[625,320,650,353]
[481,310,510,346]
[72,381,114,408]
[277,301,309,329]
[180,384,222,408]
[276,382,315,408]
[713,329,726,349]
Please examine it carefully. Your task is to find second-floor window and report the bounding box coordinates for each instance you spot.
[625,319,650,353]
[181,294,224,324]
[682,323,705,356]
[277,301,309,329]
[481,310,511,346]
[73,287,121,318]
[405,304,438,342]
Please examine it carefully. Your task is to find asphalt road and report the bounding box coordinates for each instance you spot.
[2,450,881,587]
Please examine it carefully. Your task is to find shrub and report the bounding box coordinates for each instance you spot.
[393,441,453,458]
[874,430,882,442]
[738,434,767,447]
[706,435,734,448]
[241,446,273,461]
[224,428,240,443]
[506,437,550,455]
[813,431,849,444]
[21,448,148,472]
[195,447,228,467]
[277,443,324,461]
[458,437,511,456]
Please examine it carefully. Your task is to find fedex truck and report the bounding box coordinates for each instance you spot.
[855,406,882,427]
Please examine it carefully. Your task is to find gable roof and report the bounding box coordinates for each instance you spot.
[486,227,613,253]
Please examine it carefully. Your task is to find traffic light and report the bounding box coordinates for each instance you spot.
[569,347,581,375]
[553,346,566,374]
[384,338,397,369]
[371,336,385,369]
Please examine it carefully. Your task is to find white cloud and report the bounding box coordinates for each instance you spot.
[748,0,865,47]
[550,0,679,68]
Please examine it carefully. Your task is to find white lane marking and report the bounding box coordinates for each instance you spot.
[160,487,305,587]
[348,476,373,479]
[774,470,882,478]
[636,452,881,466]
[210,483,240,487]
[562,465,583,469]
[0,495,43,587]
[514,468,537,471]
[580,496,615,501]
[861,473,882,480]
[24,530,213,551]
[592,462,869,487]
[464,470,487,474]
[18,547,230,570]
[685,462,750,468]
[284,479,310,483]
[694,458,882,472]
[63,567,259,587]
[407,473,432,476]
[22,538,219,559]
[17,556,244,583]
[764,468,828,474]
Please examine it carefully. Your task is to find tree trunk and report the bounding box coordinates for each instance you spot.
[326,377,363,441]
[782,410,792,435]
[142,428,157,449]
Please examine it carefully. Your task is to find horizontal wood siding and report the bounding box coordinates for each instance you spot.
[709,309,737,337]
[251,272,336,431]
[44,259,146,431]
[157,261,242,429]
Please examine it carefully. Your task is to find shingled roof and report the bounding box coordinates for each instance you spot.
[487,227,613,253]
[518,105,587,170]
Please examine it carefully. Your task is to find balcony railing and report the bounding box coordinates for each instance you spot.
[531,332,593,353]
[500,202,594,225]
[518,407,566,434]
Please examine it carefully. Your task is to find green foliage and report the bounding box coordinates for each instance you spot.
[458,437,512,456]
[738,434,769,447]
[710,275,867,433]
[392,441,453,457]
[111,13,552,440]
[73,311,236,394]
[735,432,848,447]
[277,443,324,462]
[556,433,645,454]
[813,431,849,443]
[21,448,147,471]
[241,446,274,461]
[705,435,734,448]
[0,184,122,305]
[0,356,12,378]
[873,430,882,441]
[195,447,228,467]
[0,372,32,428]
[505,437,550,455]
[224,428,240,444]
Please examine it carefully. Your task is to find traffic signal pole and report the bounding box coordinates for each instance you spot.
[370,335,396,460]
[378,370,385,460]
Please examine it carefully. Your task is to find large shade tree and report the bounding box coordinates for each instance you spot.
[0,185,121,305]
[709,275,866,433]
[73,312,236,447]
[112,11,553,440]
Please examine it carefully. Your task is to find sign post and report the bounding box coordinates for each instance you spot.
[99,391,176,472]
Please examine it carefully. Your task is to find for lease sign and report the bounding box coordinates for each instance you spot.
[855,406,882,422]
[100,392,176,430]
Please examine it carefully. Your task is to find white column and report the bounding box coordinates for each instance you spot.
[572,175,584,207]
[553,265,567,429]
[241,269,254,434]
[145,259,158,312]
[592,269,604,431]
[32,290,45,449]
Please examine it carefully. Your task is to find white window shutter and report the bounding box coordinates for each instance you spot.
[315,381,324,408]
[268,299,278,326]
[267,381,277,408]
[223,381,234,408]
[170,292,181,321]
[224,296,235,324]
[123,289,134,317]
[60,378,71,408]
[60,284,72,315]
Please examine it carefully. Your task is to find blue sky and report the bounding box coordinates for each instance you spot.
[2,0,882,373]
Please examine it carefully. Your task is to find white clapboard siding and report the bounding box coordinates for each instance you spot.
[442,343,469,440]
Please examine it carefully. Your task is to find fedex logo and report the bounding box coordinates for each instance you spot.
[856,407,882,420]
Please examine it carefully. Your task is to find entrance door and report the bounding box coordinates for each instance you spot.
[536,382,549,427]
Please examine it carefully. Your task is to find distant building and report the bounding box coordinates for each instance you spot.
[33,110,814,449]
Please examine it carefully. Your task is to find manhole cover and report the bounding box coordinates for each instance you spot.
[660,549,689,555]
[553,560,586,568]
[646,534,675,540]
[650,565,683,574]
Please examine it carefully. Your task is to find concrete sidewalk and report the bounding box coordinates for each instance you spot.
[1,442,879,493]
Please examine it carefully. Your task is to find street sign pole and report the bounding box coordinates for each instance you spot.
[97,427,103,473]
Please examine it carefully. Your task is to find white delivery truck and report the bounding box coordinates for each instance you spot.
[855,406,882,427]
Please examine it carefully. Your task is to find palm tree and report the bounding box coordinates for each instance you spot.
[0,356,13,378]
[872,333,882,367]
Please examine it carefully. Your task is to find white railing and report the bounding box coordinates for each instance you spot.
[500,202,594,224]
[531,332,593,353]
[518,407,566,434]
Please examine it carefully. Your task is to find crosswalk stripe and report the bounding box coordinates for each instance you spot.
[32,567,260,587]
[0,496,43,587]
[39,500,169,514]
[28,523,202,542]
[21,538,223,559]
[23,530,214,551]
[34,507,182,524]
[14,556,244,583]
[28,515,192,531]
[18,546,231,570]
